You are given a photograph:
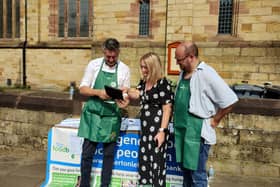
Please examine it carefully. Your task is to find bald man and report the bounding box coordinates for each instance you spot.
[173,41,238,187]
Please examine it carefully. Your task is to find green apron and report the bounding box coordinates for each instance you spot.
[174,78,203,170]
[78,61,121,142]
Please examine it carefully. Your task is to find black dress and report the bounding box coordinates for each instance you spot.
[137,78,174,187]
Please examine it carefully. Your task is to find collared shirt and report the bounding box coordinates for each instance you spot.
[79,57,130,88]
[177,61,238,144]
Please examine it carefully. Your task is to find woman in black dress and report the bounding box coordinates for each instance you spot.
[126,52,173,186]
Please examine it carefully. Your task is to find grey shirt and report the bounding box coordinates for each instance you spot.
[177,62,238,144]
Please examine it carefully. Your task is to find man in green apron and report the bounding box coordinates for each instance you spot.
[78,38,130,187]
[173,41,238,187]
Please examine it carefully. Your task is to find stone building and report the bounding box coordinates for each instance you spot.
[0,0,279,90]
[0,0,280,180]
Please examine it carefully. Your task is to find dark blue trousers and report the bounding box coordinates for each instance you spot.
[80,139,116,187]
[182,140,211,187]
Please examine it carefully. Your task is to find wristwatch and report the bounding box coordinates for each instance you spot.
[158,128,168,133]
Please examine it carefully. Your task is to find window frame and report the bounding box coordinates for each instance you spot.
[57,0,93,39]
[139,0,150,37]
[0,0,21,40]
[217,0,239,37]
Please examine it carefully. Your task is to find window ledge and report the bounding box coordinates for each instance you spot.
[0,40,24,48]
[210,34,242,42]
[28,41,92,49]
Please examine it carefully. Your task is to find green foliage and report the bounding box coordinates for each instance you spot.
[13,83,31,89]
[0,84,31,91]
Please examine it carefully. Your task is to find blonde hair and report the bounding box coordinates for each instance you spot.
[140,52,163,85]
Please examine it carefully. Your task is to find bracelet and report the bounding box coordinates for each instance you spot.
[158,128,168,133]
[123,93,128,98]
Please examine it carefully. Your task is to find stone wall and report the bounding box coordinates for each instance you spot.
[1,0,279,90]
[1,43,279,91]
[0,107,69,153]
[0,90,279,178]
[0,49,22,86]
[26,43,166,91]
[92,0,167,41]
[195,43,280,86]
[166,0,280,43]
[0,107,279,178]
[209,113,280,177]
[26,48,92,90]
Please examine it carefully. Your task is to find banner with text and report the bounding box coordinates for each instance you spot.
[41,120,183,187]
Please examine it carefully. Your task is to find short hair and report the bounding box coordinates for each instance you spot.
[102,38,120,51]
[184,42,199,57]
[140,52,163,84]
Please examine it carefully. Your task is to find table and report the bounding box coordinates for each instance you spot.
[41,118,183,187]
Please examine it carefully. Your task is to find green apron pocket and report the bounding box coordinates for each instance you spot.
[99,116,121,142]
[86,98,119,117]
[86,98,102,114]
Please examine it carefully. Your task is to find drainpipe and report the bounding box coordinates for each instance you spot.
[22,0,27,87]
[163,0,168,75]
[22,41,27,87]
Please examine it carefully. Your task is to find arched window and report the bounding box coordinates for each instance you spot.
[139,0,150,36]
[218,0,233,34]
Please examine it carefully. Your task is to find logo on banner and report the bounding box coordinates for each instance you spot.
[53,143,70,153]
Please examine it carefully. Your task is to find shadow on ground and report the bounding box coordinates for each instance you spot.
[0,150,280,187]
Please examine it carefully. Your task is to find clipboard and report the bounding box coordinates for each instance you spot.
[104,85,124,100]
